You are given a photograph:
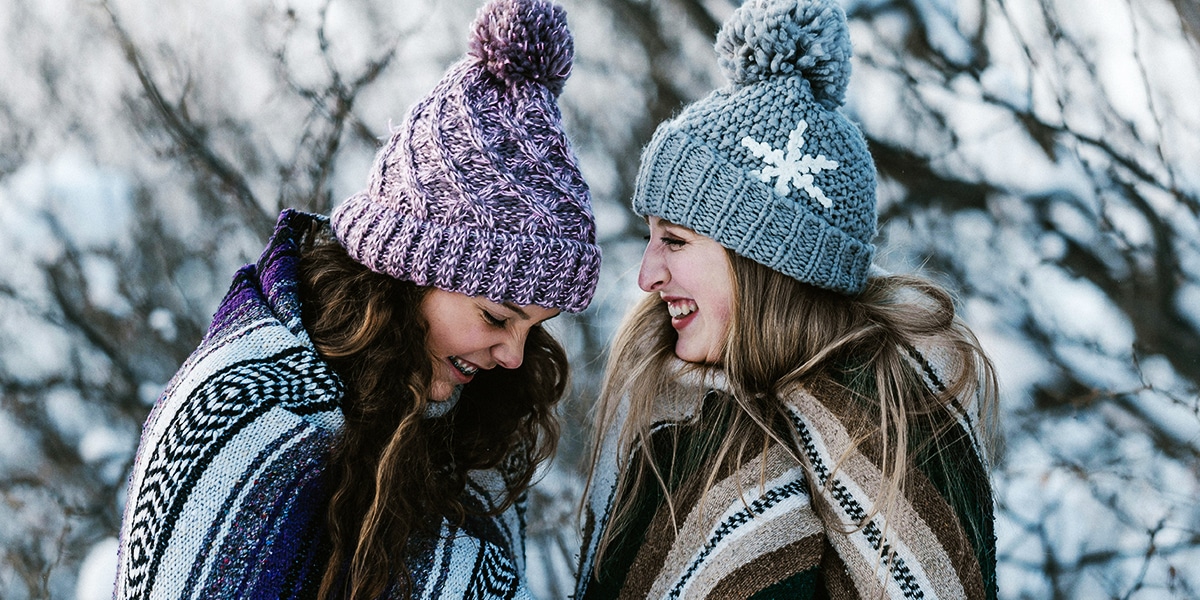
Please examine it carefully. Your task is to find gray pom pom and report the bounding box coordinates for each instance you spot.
[716,0,852,107]
[469,0,574,96]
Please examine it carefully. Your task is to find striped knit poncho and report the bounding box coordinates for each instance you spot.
[115,210,533,599]
[576,357,996,599]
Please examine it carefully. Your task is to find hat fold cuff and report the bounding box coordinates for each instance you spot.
[333,195,600,312]
[633,128,873,295]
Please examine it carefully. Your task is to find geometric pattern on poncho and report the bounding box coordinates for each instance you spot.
[121,347,341,597]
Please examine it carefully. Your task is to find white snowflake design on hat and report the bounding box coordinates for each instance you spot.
[741,119,839,208]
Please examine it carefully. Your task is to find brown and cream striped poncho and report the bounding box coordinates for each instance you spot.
[575,358,996,599]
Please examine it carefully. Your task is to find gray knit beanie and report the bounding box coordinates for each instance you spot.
[632,0,877,295]
[332,0,600,313]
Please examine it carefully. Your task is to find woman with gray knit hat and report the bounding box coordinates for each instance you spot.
[576,0,998,598]
[114,0,598,598]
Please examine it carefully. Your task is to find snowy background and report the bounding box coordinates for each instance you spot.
[1,0,1198,598]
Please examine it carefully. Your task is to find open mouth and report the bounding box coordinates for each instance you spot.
[449,356,479,377]
[667,299,697,318]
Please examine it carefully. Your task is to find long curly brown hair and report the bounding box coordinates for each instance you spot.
[297,227,567,600]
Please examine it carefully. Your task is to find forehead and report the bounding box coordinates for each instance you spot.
[424,289,559,322]
[513,302,559,322]
[647,215,694,232]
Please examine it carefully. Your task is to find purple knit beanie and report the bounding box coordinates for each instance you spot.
[331,0,600,313]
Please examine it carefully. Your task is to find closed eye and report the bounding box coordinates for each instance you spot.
[483,311,507,327]
[644,233,686,248]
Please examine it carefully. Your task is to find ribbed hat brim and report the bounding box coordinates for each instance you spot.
[632,126,873,295]
[333,193,601,312]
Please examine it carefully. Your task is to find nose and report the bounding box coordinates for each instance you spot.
[638,243,667,292]
[491,333,525,370]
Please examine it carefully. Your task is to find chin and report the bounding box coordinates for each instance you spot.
[673,345,708,365]
[674,336,722,365]
[429,380,455,402]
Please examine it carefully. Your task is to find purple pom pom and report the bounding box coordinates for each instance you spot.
[469,0,574,96]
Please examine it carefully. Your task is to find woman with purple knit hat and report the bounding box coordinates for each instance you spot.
[113,0,598,598]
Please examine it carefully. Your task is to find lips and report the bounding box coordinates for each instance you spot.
[662,297,699,331]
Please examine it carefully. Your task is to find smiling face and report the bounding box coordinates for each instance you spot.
[419,289,559,401]
[638,216,735,364]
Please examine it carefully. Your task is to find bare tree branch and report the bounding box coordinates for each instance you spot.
[100,0,273,232]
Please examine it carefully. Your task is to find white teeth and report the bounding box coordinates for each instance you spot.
[667,300,697,318]
[450,357,478,376]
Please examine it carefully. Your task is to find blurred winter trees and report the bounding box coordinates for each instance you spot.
[0,0,1197,598]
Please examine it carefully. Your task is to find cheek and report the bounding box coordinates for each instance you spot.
[708,301,733,338]
[703,273,734,323]
[703,285,735,346]
[435,323,492,357]
[424,323,447,356]
[426,320,472,358]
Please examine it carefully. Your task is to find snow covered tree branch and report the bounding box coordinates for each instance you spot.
[0,0,1196,598]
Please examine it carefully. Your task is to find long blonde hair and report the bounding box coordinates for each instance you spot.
[585,249,998,568]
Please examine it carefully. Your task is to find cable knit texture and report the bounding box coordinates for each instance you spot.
[115,211,535,599]
[576,354,997,599]
[632,0,876,294]
[332,0,599,313]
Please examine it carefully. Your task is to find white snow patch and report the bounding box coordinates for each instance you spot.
[45,388,92,446]
[1104,201,1154,248]
[42,152,133,249]
[79,427,130,465]
[912,0,974,66]
[1026,265,1134,355]
[1048,200,1097,244]
[1175,283,1200,334]
[963,299,1053,410]
[149,308,178,342]
[1133,388,1200,450]
[0,411,39,474]
[1054,343,1141,392]
[81,255,132,317]
[139,381,166,406]
[75,537,118,600]
[0,308,73,380]
[1135,354,1186,394]
[1036,232,1068,262]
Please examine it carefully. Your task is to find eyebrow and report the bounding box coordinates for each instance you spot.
[502,302,531,320]
[501,301,559,324]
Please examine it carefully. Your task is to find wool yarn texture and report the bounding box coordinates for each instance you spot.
[575,355,997,599]
[632,0,877,294]
[333,0,600,313]
[114,211,536,599]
